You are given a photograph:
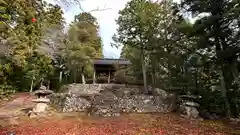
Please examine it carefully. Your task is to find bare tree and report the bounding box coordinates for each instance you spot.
[55,0,111,13]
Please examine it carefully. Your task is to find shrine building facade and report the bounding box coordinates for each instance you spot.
[92,58,131,83]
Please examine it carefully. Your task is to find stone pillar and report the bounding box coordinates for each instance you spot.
[93,70,96,84]
[108,70,111,84]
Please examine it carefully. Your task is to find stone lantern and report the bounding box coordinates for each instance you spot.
[182,101,200,119]
[179,95,201,119]
[29,86,53,117]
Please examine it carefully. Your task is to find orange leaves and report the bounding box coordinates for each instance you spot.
[0,113,233,135]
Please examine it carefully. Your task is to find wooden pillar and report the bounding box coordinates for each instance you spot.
[108,69,111,84]
[93,70,96,84]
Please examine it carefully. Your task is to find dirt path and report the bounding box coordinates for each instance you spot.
[0,93,35,120]
[3,93,34,109]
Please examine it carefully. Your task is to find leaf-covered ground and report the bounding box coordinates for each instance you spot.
[0,93,239,135]
[0,112,239,135]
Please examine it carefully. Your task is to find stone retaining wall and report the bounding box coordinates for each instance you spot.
[50,84,177,116]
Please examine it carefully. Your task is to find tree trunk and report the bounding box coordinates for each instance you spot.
[59,71,63,83]
[151,72,155,86]
[195,67,198,95]
[231,59,240,88]
[150,55,156,93]
[40,78,43,86]
[219,68,232,117]
[215,41,232,117]
[30,76,34,92]
[47,80,50,89]
[167,53,172,91]
[81,73,86,84]
[141,49,148,93]
[229,59,239,116]
[81,67,86,84]
[214,18,232,117]
[93,70,96,84]
[73,70,77,83]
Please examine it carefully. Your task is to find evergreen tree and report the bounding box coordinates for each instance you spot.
[0,0,65,91]
[179,0,240,117]
[65,12,103,84]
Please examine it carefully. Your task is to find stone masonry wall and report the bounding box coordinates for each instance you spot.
[49,84,177,116]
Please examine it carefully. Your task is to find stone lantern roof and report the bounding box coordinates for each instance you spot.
[34,85,53,96]
[34,90,53,95]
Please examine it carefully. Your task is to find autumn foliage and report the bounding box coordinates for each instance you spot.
[0,113,236,135]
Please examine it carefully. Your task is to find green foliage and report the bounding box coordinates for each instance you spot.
[59,12,103,83]
[115,0,240,117]
[180,0,240,117]
[0,84,15,99]
[65,42,93,72]
[115,0,190,90]
[0,0,104,91]
[0,0,66,91]
[0,0,239,118]
[69,12,103,58]
[114,68,139,85]
[74,12,97,25]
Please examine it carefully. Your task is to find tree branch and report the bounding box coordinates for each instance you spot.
[74,0,111,13]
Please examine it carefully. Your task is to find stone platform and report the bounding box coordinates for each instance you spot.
[50,84,177,117]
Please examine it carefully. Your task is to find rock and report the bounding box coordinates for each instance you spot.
[89,94,173,116]
[50,93,91,112]
[229,118,240,125]
[89,92,120,116]
[28,110,48,118]
[179,94,201,119]
[59,84,101,95]
[187,106,199,119]
[28,111,37,118]
[111,87,141,97]
[34,90,53,95]
[184,101,200,107]
[3,98,9,101]
[39,85,47,90]
[32,102,48,113]
[50,84,176,117]
[63,95,91,112]
[59,84,141,97]
[181,106,199,119]
[154,88,168,98]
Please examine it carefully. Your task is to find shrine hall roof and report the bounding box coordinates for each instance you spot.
[93,58,131,65]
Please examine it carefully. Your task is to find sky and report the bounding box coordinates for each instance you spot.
[51,0,181,58]
[55,0,130,58]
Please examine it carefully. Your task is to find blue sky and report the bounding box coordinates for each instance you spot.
[51,0,181,58]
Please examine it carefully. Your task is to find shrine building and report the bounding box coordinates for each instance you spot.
[92,58,131,83]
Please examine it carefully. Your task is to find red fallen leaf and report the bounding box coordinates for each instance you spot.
[32,18,37,23]
[0,113,235,135]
